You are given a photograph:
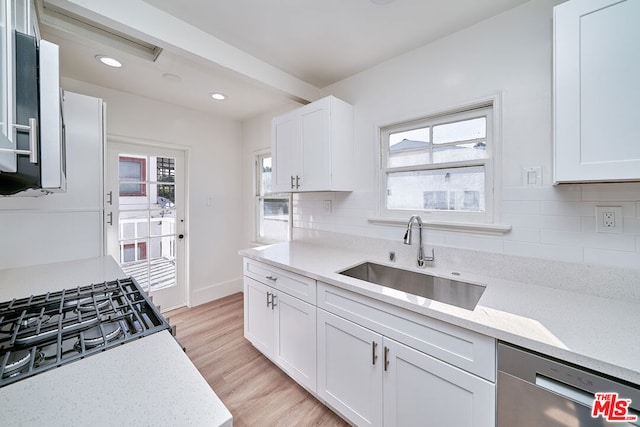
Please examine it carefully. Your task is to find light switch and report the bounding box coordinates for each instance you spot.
[522,167,542,186]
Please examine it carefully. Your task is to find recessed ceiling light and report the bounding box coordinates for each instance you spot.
[162,73,182,83]
[209,92,227,101]
[95,55,122,68]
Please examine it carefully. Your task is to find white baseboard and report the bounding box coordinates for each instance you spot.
[189,277,243,307]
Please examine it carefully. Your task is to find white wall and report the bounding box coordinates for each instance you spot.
[63,78,244,305]
[243,0,640,270]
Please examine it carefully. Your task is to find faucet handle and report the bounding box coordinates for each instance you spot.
[425,248,435,262]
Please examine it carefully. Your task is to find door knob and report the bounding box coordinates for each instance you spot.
[178,234,184,239]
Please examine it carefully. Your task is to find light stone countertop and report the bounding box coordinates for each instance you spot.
[0,257,233,427]
[0,331,232,427]
[240,241,640,385]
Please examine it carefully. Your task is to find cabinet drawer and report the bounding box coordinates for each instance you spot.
[244,259,316,304]
[317,281,495,381]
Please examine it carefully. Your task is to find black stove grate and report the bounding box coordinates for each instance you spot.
[0,277,170,387]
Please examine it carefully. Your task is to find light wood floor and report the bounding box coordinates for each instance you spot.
[166,292,349,427]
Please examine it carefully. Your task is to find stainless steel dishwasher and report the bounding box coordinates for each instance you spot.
[498,342,640,426]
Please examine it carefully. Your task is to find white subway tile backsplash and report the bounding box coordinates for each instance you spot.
[539,215,583,232]
[503,185,581,201]
[502,200,541,215]
[503,227,541,242]
[626,217,640,234]
[541,230,636,251]
[540,230,583,246]
[581,233,636,252]
[540,201,594,216]
[502,213,543,228]
[442,234,504,253]
[581,183,640,202]
[291,184,640,270]
[584,248,640,269]
[502,241,583,263]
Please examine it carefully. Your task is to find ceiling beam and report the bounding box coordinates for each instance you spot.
[42,0,321,103]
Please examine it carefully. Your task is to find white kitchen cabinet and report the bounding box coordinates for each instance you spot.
[383,338,494,427]
[553,0,640,183]
[317,309,383,427]
[243,259,317,391]
[274,291,316,390]
[271,95,354,192]
[0,92,105,269]
[317,309,494,427]
[244,277,276,356]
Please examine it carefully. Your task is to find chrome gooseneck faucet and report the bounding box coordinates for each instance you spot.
[403,215,435,268]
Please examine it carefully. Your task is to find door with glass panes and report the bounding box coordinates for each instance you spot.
[106,141,186,311]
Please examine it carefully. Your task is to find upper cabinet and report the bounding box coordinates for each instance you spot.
[272,95,354,192]
[553,0,640,184]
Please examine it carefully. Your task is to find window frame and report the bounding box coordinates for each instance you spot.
[378,101,498,225]
[255,152,292,244]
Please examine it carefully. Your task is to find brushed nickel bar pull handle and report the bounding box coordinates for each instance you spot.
[107,212,113,226]
[266,292,272,308]
[295,175,300,189]
[266,275,278,281]
[3,118,39,163]
[290,176,295,189]
[271,294,277,310]
[107,191,113,205]
[372,341,378,365]
[384,346,389,371]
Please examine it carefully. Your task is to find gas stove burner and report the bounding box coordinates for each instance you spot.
[64,295,112,312]
[2,350,44,378]
[77,322,123,349]
[19,314,50,329]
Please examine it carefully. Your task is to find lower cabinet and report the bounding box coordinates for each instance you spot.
[243,258,496,427]
[317,309,495,427]
[317,309,383,426]
[244,277,317,391]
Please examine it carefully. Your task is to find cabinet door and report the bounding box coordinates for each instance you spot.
[274,292,316,391]
[383,338,495,427]
[244,277,275,357]
[299,98,331,191]
[317,309,383,427]
[272,112,299,192]
[554,0,640,183]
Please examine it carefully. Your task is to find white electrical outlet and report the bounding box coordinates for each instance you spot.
[595,206,623,234]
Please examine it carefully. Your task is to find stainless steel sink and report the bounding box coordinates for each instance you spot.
[338,262,486,310]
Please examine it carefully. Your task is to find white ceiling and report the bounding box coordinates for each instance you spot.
[38,0,530,121]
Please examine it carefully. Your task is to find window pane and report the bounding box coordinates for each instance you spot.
[119,211,149,238]
[259,198,289,241]
[433,141,487,163]
[433,117,485,144]
[261,157,272,195]
[388,127,430,168]
[386,166,485,212]
[119,157,146,196]
[149,209,176,238]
